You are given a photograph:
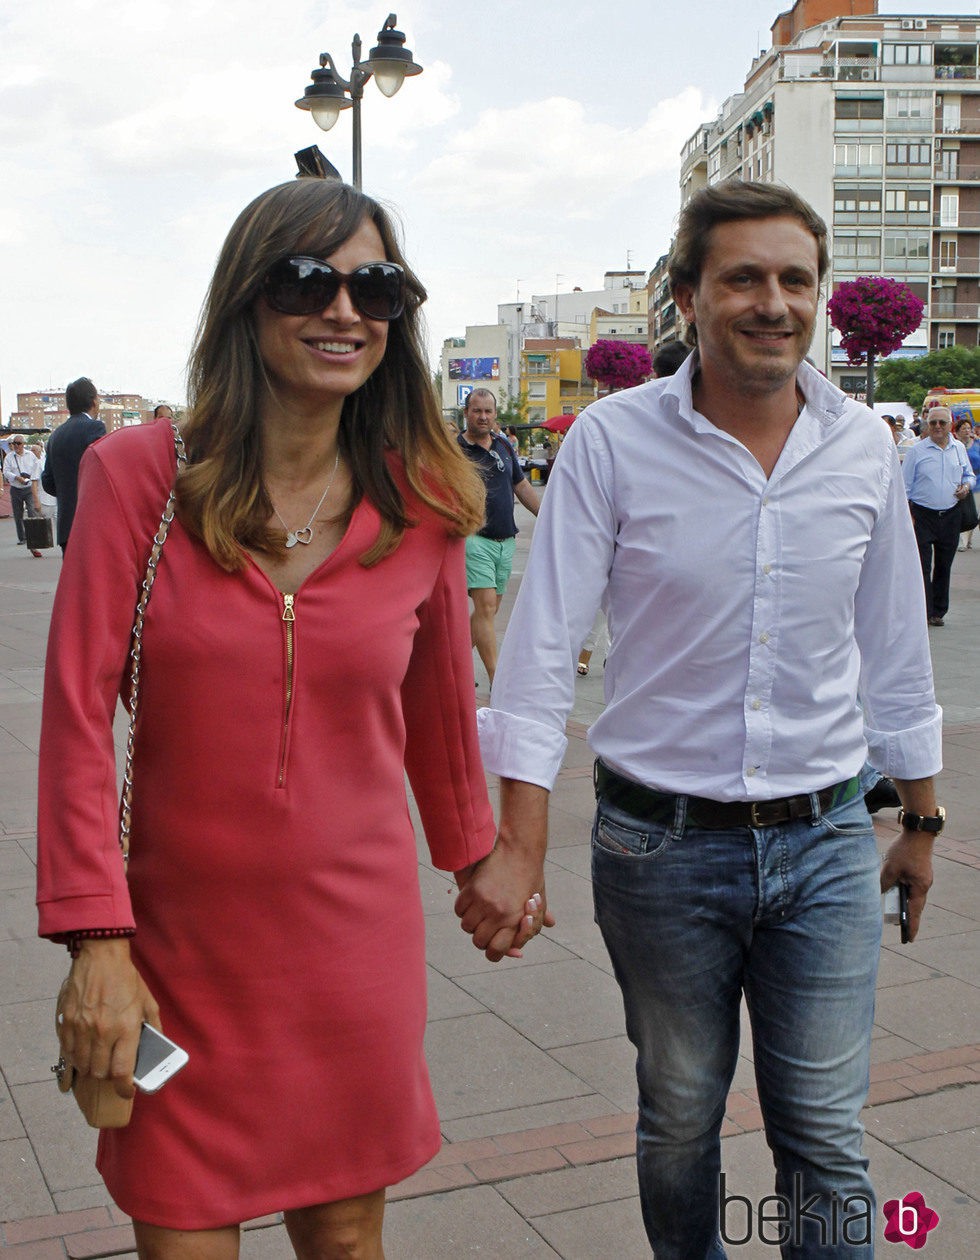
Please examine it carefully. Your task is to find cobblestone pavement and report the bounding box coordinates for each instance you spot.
[1,506,977,1257]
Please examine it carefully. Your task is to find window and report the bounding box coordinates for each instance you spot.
[942,96,961,132]
[841,374,867,397]
[836,97,884,119]
[939,148,959,179]
[882,43,933,66]
[938,328,956,349]
[834,187,882,224]
[940,192,959,226]
[884,187,931,224]
[833,233,881,264]
[886,92,932,120]
[940,239,958,270]
[834,142,883,174]
[885,142,931,166]
[884,232,930,270]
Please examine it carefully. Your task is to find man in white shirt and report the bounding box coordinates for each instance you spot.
[901,405,974,626]
[459,181,943,1257]
[2,434,43,555]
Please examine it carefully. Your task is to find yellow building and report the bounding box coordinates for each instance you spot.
[521,339,595,426]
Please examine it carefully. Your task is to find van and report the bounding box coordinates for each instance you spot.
[922,388,980,425]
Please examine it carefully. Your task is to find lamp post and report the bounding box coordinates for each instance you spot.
[295,13,422,190]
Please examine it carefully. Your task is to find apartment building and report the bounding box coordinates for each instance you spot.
[9,390,159,433]
[441,272,647,417]
[675,0,980,395]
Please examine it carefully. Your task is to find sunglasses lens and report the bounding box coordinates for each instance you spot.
[263,258,405,320]
[348,264,405,320]
[264,258,338,315]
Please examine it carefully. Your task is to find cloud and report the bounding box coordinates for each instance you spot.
[414,86,715,215]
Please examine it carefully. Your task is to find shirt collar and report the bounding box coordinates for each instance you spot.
[663,350,848,432]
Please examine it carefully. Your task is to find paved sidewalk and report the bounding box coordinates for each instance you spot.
[0,511,977,1258]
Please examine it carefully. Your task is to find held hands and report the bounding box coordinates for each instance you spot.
[57,939,160,1099]
[454,846,555,963]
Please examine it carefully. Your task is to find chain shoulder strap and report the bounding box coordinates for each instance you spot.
[119,423,187,858]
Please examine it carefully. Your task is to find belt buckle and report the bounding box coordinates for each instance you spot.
[749,800,779,826]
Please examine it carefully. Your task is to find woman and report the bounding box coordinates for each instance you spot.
[955,416,980,549]
[38,180,542,1258]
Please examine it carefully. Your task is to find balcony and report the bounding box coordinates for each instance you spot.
[928,303,980,320]
[935,164,980,182]
[932,210,980,229]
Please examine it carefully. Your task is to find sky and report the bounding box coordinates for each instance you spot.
[0,0,974,411]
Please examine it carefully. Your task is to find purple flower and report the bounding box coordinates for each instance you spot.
[828,277,924,366]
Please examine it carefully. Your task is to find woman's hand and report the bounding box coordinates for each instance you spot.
[57,939,160,1099]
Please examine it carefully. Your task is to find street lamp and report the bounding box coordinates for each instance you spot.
[295,13,422,190]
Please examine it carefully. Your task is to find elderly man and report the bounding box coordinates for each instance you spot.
[902,405,975,626]
[456,388,539,684]
[461,181,943,1257]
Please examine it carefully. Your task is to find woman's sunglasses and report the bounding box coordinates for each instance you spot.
[262,256,406,321]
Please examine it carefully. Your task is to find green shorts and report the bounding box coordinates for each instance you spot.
[465,534,516,596]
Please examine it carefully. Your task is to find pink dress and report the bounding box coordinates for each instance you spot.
[37,420,495,1229]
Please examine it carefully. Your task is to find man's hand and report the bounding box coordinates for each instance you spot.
[454,780,553,961]
[882,776,939,942]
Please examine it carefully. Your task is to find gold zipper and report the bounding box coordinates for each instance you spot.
[278,593,296,787]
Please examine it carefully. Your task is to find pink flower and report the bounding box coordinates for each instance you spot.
[828,277,924,366]
[585,340,653,391]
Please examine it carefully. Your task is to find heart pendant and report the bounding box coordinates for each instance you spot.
[285,532,298,549]
[293,527,314,546]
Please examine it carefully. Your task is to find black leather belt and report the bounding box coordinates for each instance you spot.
[594,761,860,829]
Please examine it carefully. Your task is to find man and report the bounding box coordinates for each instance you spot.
[457,389,539,684]
[461,182,943,1257]
[902,405,974,626]
[3,435,43,556]
[42,377,106,553]
[152,403,174,420]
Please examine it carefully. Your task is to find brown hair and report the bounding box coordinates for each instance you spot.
[668,180,829,347]
[177,179,484,570]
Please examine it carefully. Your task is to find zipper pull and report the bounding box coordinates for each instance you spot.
[282,593,295,622]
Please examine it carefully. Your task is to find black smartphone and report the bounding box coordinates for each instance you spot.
[898,881,910,945]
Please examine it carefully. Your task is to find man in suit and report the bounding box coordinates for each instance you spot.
[42,378,106,553]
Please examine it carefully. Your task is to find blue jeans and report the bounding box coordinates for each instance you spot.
[591,789,881,1259]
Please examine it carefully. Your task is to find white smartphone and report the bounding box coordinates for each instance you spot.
[133,1022,189,1093]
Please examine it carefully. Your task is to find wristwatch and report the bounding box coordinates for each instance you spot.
[898,806,946,835]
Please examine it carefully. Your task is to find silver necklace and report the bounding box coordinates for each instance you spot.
[270,450,340,548]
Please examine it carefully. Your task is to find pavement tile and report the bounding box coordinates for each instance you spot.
[425,968,487,1023]
[556,1132,636,1166]
[388,1165,479,1201]
[0,1240,66,1259]
[383,1185,561,1257]
[466,1148,569,1182]
[64,1226,134,1259]
[495,1156,637,1217]
[903,1066,979,1094]
[491,1123,593,1155]
[896,1127,979,1199]
[526,1196,650,1260]
[0,939,65,1006]
[868,1032,928,1064]
[425,1013,590,1122]
[0,840,35,892]
[240,1223,292,1259]
[907,928,980,987]
[0,999,59,1085]
[582,1112,636,1137]
[548,1036,638,1112]
[440,1095,617,1144]
[426,1137,501,1168]
[3,1212,111,1246]
[50,1189,113,1216]
[873,977,980,1050]
[10,1082,101,1197]
[865,1080,916,1106]
[424,909,573,981]
[0,1073,25,1143]
[453,958,626,1052]
[866,1082,980,1143]
[0,1137,55,1220]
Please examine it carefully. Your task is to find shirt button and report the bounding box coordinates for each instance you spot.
[752,699,762,710]
[763,563,772,575]
[759,631,770,644]
[762,498,770,507]
[746,767,757,777]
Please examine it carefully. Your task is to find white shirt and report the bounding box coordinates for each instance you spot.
[902,435,975,510]
[478,357,942,799]
[3,448,41,488]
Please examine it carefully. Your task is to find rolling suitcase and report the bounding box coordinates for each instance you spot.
[24,515,54,550]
